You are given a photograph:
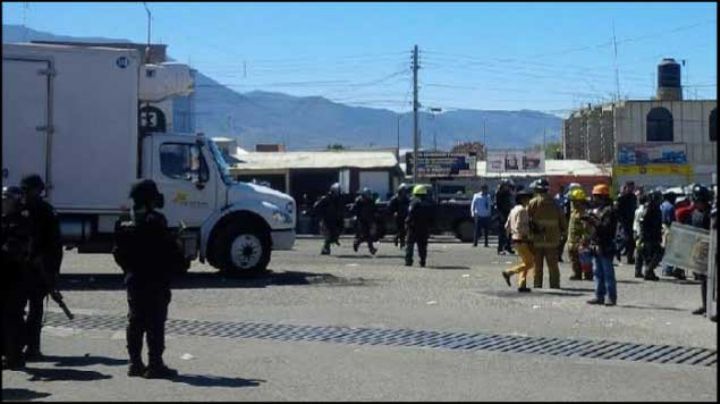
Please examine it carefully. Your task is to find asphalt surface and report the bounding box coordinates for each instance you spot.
[2,236,717,401]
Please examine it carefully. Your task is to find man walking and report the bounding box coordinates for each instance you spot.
[351,188,377,255]
[113,180,185,379]
[312,183,344,255]
[405,185,435,268]
[471,185,492,248]
[528,178,567,289]
[388,183,411,249]
[501,190,534,292]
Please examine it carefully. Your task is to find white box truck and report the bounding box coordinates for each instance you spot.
[2,43,296,275]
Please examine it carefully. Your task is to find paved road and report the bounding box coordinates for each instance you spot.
[2,237,717,401]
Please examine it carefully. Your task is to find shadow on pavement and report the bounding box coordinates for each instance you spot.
[59,270,376,291]
[1,388,52,401]
[427,265,471,270]
[24,367,112,382]
[477,289,585,298]
[560,287,595,292]
[171,374,266,388]
[334,255,373,259]
[617,304,688,312]
[39,354,128,368]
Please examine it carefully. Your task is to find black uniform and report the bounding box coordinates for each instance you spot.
[312,192,344,254]
[113,209,184,372]
[688,207,711,314]
[405,196,436,267]
[351,195,377,254]
[388,192,410,248]
[2,208,33,368]
[495,186,514,254]
[639,200,663,279]
[23,195,62,357]
[616,192,638,263]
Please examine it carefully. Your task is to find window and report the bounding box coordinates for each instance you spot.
[710,109,717,142]
[159,143,209,182]
[646,107,673,142]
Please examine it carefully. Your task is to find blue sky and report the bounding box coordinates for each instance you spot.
[2,2,717,115]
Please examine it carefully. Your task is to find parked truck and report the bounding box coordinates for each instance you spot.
[2,43,296,276]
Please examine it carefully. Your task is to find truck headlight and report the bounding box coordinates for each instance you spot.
[272,210,292,224]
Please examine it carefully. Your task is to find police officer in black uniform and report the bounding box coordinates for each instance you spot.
[312,183,344,255]
[405,185,436,267]
[685,185,712,316]
[388,183,411,248]
[20,174,62,361]
[2,186,33,369]
[639,188,664,281]
[113,179,184,379]
[351,187,378,255]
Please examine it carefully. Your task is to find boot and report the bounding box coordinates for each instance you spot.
[644,271,659,281]
[517,287,531,293]
[143,361,178,379]
[502,271,512,287]
[352,240,359,252]
[691,307,706,315]
[569,274,582,281]
[321,246,330,255]
[127,361,146,377]
[587,298,605,305]
[405,261,412,267]
[419,260,426,268]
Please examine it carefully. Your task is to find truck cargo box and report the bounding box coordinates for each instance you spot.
[2,43,141,212]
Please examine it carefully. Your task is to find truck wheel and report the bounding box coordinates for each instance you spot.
[454,219,475,243]
[214,222,271,277]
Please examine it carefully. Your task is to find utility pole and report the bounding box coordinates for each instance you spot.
[396,115,401,159]
[543,128,547,159]
[412,45,420,183]
[482,119,486,159]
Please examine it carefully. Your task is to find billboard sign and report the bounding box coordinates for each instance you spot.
[405,151,477,177]
[485,149,545,173]
[616,143,688,166]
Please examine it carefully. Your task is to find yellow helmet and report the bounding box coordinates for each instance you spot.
[569,188,587,201]
[412,184,428,196]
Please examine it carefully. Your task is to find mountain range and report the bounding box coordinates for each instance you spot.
[3,24,562,151]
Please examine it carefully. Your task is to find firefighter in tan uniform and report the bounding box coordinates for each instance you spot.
[567,188,592,281]
[527,179,567,289]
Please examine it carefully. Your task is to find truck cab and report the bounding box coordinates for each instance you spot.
[139,132,295,274]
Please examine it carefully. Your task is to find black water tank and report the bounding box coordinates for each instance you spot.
[657,58,681,89]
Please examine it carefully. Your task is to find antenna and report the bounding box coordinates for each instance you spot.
[612,20,621,102]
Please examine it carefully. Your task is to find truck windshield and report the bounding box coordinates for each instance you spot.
[207,139,236,186]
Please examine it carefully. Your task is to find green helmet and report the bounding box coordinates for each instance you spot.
[412,184,429,196]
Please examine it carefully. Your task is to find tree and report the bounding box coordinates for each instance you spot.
[327,143,345,150]
[544,141,563,159]
[450,141,485,159]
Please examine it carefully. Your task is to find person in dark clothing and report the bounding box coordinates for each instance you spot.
[113,179,184,379]
[494,180,515,255]
[585,184,619,306]
[616,181,638,264]
[351,187,377,255]
[2,186,33,370]
[638,189,664,281]
[685,185,712,316]
[312,183,345,255]
[405,185,436,267]
[19,174,63,361]
[388,183,411,249]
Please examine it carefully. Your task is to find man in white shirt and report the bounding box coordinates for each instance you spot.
[471,185,492,247]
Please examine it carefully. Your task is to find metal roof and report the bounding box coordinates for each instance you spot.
[398,159,610,178]
[229,150,400,171]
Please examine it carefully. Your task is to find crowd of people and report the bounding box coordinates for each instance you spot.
[481,179,716,319]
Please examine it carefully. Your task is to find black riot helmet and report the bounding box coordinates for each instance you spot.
[532,178,550,193]
[20,174,45,196]
[129,179,165,209]
[691,184,710,204]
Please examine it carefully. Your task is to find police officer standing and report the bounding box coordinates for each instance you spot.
[113,179,184,379]
[351,187,378,255]
[616,181,638,264]
[527,178,567,289]
[388,183,411,248]
[638,188,664,281]
[312,183,344,255]
[20,174,63,361]
[494,180,515,255]
[2,187,33,369]
[405,185,435,267]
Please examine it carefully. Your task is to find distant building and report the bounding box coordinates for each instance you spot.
[563,58,717,186]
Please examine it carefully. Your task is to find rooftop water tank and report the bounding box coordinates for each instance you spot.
[656,58,682,101]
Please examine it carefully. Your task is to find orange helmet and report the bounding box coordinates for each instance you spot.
[592,184,610,196]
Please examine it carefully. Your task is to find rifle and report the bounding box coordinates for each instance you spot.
[31,256,74,320]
